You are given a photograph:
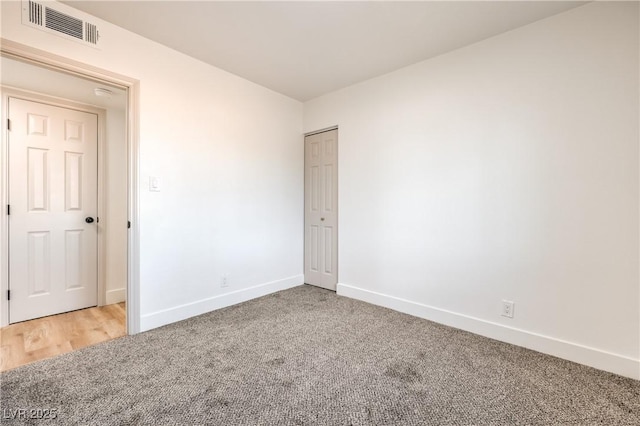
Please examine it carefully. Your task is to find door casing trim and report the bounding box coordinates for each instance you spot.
[304,125,338,137]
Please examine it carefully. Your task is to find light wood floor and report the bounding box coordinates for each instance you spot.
[0,303,126,372]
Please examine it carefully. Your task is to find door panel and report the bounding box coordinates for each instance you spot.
[27,231,50,296]
[9,97,98,323]
[64,229,83,289]
[27,148,49,211]
[304,129,338,290]
[64,152,83,210]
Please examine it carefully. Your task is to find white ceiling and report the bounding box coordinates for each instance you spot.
[62,1,586,101]
[1,56,127,110]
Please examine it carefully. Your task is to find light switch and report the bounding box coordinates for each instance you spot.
[149,176,161,192]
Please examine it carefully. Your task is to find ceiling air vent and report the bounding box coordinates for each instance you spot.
[45,7,83,40]
[22,0,101,48]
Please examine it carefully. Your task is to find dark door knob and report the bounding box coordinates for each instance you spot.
[85,217,95,223]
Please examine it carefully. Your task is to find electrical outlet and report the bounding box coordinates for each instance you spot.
[501,300,514,318]
[220,274,229,288]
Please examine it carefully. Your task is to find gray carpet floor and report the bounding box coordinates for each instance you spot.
[1,285,639,425]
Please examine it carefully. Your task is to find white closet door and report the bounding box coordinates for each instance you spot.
[304,129,338,291]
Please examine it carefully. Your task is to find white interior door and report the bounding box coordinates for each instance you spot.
[8,97,98,323]
[304,129,338,290]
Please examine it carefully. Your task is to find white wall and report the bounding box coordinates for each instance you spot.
[104,106,127,304]
[304,2,640,379]
[1,0,304,330]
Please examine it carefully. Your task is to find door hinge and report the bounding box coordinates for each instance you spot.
[7,290,10,301]
[6,119,10,131]
[6,205,9,216]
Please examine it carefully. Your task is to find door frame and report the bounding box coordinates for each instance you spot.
[303,126,339,289]
[0,39,141,334]
[3,89,108,321]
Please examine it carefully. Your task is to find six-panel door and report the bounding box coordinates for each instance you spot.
[9,97,98,323]
[304,129,338,290]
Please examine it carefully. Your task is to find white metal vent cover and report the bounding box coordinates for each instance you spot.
[21,0,100,48]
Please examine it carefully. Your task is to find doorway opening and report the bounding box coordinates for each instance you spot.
[0,41,139,370]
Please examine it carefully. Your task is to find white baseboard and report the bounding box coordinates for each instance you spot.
[337,283,640,380]
[105,288,126,305]
[140,274,304,332]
